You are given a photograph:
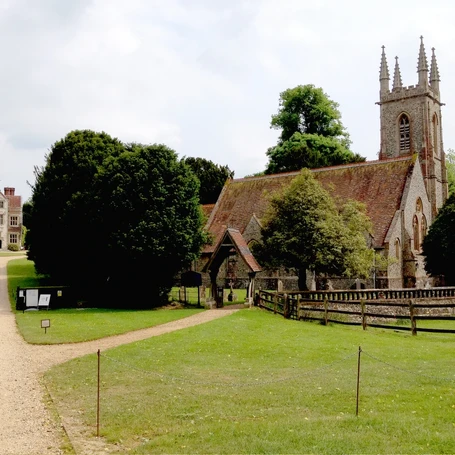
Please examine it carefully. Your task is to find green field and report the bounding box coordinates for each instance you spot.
[7,258,203,343]
[45,309,455,454]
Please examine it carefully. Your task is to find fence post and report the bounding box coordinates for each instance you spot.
[97,349,101,437]
[324,297,328,325]
[361,300,367,330]
[409,299,417,336]
[284,293,290,319]
[356,346,362,417]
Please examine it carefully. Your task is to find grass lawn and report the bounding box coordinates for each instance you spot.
[0,251,26,257]
[45,309,455,454]
[7,258,204,344]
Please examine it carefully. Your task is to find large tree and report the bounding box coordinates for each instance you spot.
[27,130,125,283]
[182,157,233,204]
[27,130,208,307]
[96,144,208,305]
[422,193,455,284]
[265,85,364,174]
[253,169,373,289]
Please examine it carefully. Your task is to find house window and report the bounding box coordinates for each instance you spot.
[399,114,411,152]
[10,216,18,226]
[0,214,3,225]
[0,201,3,208]
[9,233,18,244]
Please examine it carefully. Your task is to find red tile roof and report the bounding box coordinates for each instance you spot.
[205,157,413,252]
[203,228,262,273]
[201,204,215,219]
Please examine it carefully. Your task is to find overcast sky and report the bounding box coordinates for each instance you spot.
[1,0,454,202]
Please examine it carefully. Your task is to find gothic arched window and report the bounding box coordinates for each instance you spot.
[432,114,439,156]
[416,198,422,213]
[399,114,411,153]
[413,215,420,251]
[421,215,427,241]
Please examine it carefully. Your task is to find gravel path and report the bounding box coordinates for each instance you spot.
[0,256,239,454]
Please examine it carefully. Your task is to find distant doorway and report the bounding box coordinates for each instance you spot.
[0,239,2,249]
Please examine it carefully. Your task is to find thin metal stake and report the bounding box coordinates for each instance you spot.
[97,349,100,437]
[356,346,362,416]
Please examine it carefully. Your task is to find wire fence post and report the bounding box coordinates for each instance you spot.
[356,346,362,417]
[97,349,101,437]
[409,299,417,336]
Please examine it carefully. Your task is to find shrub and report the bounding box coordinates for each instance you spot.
[8,244,19,251]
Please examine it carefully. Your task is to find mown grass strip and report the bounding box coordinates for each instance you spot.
[7,258,203,344]
[45,309,455,454]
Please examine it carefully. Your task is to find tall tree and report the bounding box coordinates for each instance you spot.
[265,85,364,174]
[97,144,209,305]
[253,169,373,289]
[27,130,125,283]
[27,131,208,307]
[422,193,455,284]
[182,157,233,204]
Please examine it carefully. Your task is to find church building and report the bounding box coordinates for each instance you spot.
[198,37,448,301]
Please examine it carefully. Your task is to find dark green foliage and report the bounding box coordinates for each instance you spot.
[265,133,364,174]
[27,130,208,307]
[182,156,233,204]
[254,169,373,289]
[22,200,32,228]
[27,130,125,284]
[422,193,455,284]
[97,144,208,305]
[265,85,365,174]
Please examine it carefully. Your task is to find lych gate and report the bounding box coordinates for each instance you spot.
[203,228,261,307]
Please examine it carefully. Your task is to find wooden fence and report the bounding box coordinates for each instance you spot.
[255,288,455,335]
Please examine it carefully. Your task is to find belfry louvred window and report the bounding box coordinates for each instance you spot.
[399,114,410,152]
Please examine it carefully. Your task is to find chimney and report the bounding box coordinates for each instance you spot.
[4,187,15,196]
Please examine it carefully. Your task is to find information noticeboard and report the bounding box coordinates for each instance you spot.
[26,289,39,308]
[38,294,51,308]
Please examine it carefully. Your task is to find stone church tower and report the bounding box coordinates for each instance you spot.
[378,36,448,219]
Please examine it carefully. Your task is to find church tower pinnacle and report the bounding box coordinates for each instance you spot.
[379,45,390,95]
[392,56,402,90]
[417,36,429,89]
[430,47,440,93]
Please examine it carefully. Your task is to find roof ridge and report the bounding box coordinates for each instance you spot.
[236,156,413,182]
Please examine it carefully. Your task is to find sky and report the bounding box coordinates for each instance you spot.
[1,0,455,202]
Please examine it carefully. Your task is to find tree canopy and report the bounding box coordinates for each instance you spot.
[422,193,455,285]
[27,130,208,307]
[265,85,364,174]
[253,169,373,289]
[182,156,233,204]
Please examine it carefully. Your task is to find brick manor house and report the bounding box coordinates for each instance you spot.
[0,187,22,250]
[197,37,448,300]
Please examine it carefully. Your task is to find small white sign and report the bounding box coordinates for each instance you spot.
[19,290,24,297]
[41,319,50,328]
[38,294,51,307]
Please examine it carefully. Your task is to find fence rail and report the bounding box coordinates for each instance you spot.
[255,289,455,335]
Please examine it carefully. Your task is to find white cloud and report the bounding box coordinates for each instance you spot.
[1,0,455,203]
